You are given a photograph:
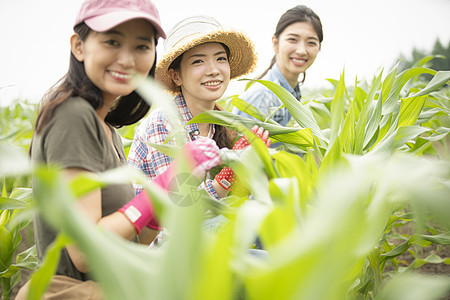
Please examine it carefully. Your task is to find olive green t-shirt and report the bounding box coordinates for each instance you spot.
[31,96,135,281]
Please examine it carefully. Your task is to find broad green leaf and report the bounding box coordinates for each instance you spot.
[0,197,28,210]
[272,151,314,212]
[340,96,356,153]
[410,71,450,97]
[374,273,450,300]
[269,128,314,147]
[419,232,450,245]
[329,72,346,146]
[0,224,14,272]
[380,64,398,104]
[383,67,437,115]
[381,240,412,259]
[320,138,345,177]
[393,126,431,150]
[230,95,266,122]
[398,95,427,127]
[412,55,436,68]
[355,71,383,152]
[147,142,180,158]
[240,79,327,142]
[240,127,278,179]
[26,234,70,300]
[187,110,314,147]
[259,201,297,251]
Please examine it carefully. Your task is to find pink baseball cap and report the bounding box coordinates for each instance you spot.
[74,0,166,39]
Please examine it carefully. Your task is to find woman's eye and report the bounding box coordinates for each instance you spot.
[105,40,119,46]
[192,59,203,64]
[218,56,228,61]
[137,45,150,50]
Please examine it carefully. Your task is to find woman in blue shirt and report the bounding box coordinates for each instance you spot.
[234,5,323,127]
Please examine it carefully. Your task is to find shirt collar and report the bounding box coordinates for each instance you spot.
[174,93,215,140]
[269,63,301,100]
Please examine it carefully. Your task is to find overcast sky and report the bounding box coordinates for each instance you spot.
[1,0,449,105]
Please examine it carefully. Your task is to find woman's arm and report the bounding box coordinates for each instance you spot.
[63,167,156,273]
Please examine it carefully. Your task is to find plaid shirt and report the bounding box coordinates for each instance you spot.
[127,93,220,199]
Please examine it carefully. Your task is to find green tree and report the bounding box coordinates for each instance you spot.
[397,38,450,73]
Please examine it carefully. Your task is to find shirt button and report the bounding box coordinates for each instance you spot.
[194,130,199,136]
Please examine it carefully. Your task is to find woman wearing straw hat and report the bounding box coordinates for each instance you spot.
[128,16,271,222]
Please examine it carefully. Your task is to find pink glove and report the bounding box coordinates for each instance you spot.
[152,138,222,190]
[215,126,271,191]
[119,138,222,233]
[119,191,158,233]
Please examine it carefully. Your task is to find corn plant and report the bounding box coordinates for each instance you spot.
[0,143,36,300]
[0,99,37,299]
[10,68,450,299]
[10,64,447,300]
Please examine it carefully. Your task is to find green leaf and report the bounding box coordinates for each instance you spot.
[393,126,431,149]
[230,95,266,122]
[26,234,70,300]
[419,232,450,245]
[0,224,15,272]
[410,71,450,97]
[0,197,28,210]
[398,95,427,127]
[383,67,436,115]
[354,71,383,154]
[146,142,180,158]
[187,110,314,147]
[240,79,327,142]
[329,72,347,146]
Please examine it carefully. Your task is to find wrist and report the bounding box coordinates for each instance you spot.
[118,191,154,234]
[215,167,235,191]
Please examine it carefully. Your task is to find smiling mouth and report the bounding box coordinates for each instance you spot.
[109,71,133,80]
[202,81,222,87]
[292,58,307,64]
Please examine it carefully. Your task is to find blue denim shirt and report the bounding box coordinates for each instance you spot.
[233,63,301,127]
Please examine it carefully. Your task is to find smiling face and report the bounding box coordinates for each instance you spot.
[71,19,156,104]
[273,21,320,86]
[169,42,230,112]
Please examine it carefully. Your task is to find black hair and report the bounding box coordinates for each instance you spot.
[258,5,323,82]
[35,22,157,134]
[168,42,236,149]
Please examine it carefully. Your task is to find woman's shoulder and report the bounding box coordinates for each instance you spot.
[52,97,96,120]
[58,96,95,112]
[135,107,172,136]
[142,107,171,127]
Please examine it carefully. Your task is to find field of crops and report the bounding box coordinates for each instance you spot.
[1,63,449,299]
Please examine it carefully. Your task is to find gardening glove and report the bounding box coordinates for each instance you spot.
[120,138,222,232]
[215,125,271,191]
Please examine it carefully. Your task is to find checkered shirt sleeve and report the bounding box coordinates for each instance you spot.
[128,110,173,194]
[128,105,221,200]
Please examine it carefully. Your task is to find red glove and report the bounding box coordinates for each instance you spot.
[119,138,222,233]
[215,126,271,191]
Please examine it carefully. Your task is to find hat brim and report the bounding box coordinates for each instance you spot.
[155,30,257,94]
[84,11,166,39]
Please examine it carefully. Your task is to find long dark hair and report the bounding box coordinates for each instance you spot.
[34,22,157,134]
[169,43,237,149]
[258,5,323,82]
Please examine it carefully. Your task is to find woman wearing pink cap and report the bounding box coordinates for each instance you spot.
[17,0,223,298]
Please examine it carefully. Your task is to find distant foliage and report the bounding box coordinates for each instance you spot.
[396,39,450,80]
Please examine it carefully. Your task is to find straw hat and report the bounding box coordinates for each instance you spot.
[156,15,257,93]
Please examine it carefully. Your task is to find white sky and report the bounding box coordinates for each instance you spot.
[1,0,449,105]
